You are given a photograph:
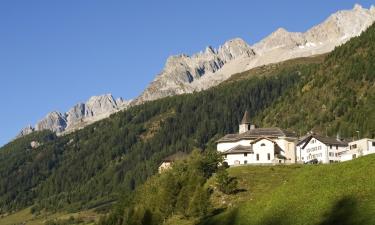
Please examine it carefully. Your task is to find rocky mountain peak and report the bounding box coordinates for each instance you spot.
[132,37,255,105]
[17,94,131,138]
[253,28,304,53]
[35,111,67,133]
[353,3,363,11]
[218,38,254,61]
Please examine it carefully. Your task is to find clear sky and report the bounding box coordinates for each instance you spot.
[0,0,373,146]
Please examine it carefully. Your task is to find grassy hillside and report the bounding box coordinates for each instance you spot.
[0,207,99,225]
[202,154,375,225]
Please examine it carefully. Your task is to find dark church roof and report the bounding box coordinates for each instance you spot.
[217,128,297,143]
[221,145,253,154]
[241,111,251,124]
[299,134,348,149]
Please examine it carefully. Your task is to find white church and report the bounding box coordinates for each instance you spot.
[216,111,298,166]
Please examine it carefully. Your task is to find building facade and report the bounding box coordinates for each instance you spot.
[217,111,297,166]
[340,138,375,162]
[296,134,348,164]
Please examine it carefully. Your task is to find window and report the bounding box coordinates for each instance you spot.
[351,144,357,150]
[244,160,248,164]
[244,153,247,157]
[224,154,227,159]
[372,142,375,147]
[248,124,251,130]
[256,154,259,161]
[329,152,334,157]
[261,143,266,147]
[330,145,332,149]
[336,145,338,150]
[352,154,357,159]
[302,157,304,160]
[267,153,271,160]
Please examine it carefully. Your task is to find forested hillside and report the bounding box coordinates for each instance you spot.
[257,22,375,138]
[0,56,314,214]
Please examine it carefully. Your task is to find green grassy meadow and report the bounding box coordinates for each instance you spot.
[202,154,375,225]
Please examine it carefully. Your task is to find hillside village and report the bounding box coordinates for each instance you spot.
[158,111,374,171]
[215,111,375,166]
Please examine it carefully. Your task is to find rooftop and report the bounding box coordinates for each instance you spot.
[299,134,348,148]
[221,145,253,154]
[217,127,297,143]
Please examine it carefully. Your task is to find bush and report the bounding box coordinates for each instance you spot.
[216,167,238,194]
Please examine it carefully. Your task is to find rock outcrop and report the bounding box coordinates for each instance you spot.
[132,38,255,104]
[18,94,131,137]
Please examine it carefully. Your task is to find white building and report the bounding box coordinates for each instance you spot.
[217,111,298,166]
[340,138,375,162]
[296,134,348,164]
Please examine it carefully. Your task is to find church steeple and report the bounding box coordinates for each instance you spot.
[239,111,252,134]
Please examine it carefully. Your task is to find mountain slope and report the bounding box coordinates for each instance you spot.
[1,57,316,214]
[134,4,375,105]
[256,19,375,138]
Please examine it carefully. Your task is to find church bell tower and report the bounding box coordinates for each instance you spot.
[239,111,252,134]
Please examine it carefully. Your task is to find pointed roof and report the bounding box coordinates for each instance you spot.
[241,111,251,124]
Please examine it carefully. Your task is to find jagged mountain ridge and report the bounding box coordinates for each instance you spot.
[16,4,375,138]
[17,94,131,137]
[133,4,375,105]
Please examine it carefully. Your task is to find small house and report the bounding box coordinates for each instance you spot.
[158,151,188,173]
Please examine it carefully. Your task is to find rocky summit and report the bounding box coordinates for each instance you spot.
[133,4,375,105]
[17,94,131,138]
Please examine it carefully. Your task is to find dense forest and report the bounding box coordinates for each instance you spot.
[257,23,375,138]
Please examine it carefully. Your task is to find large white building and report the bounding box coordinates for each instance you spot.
[340,138,375,162]
[296,134,348,164]
[217,111,298,166]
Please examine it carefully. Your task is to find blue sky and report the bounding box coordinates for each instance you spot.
[0,0,373,146]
